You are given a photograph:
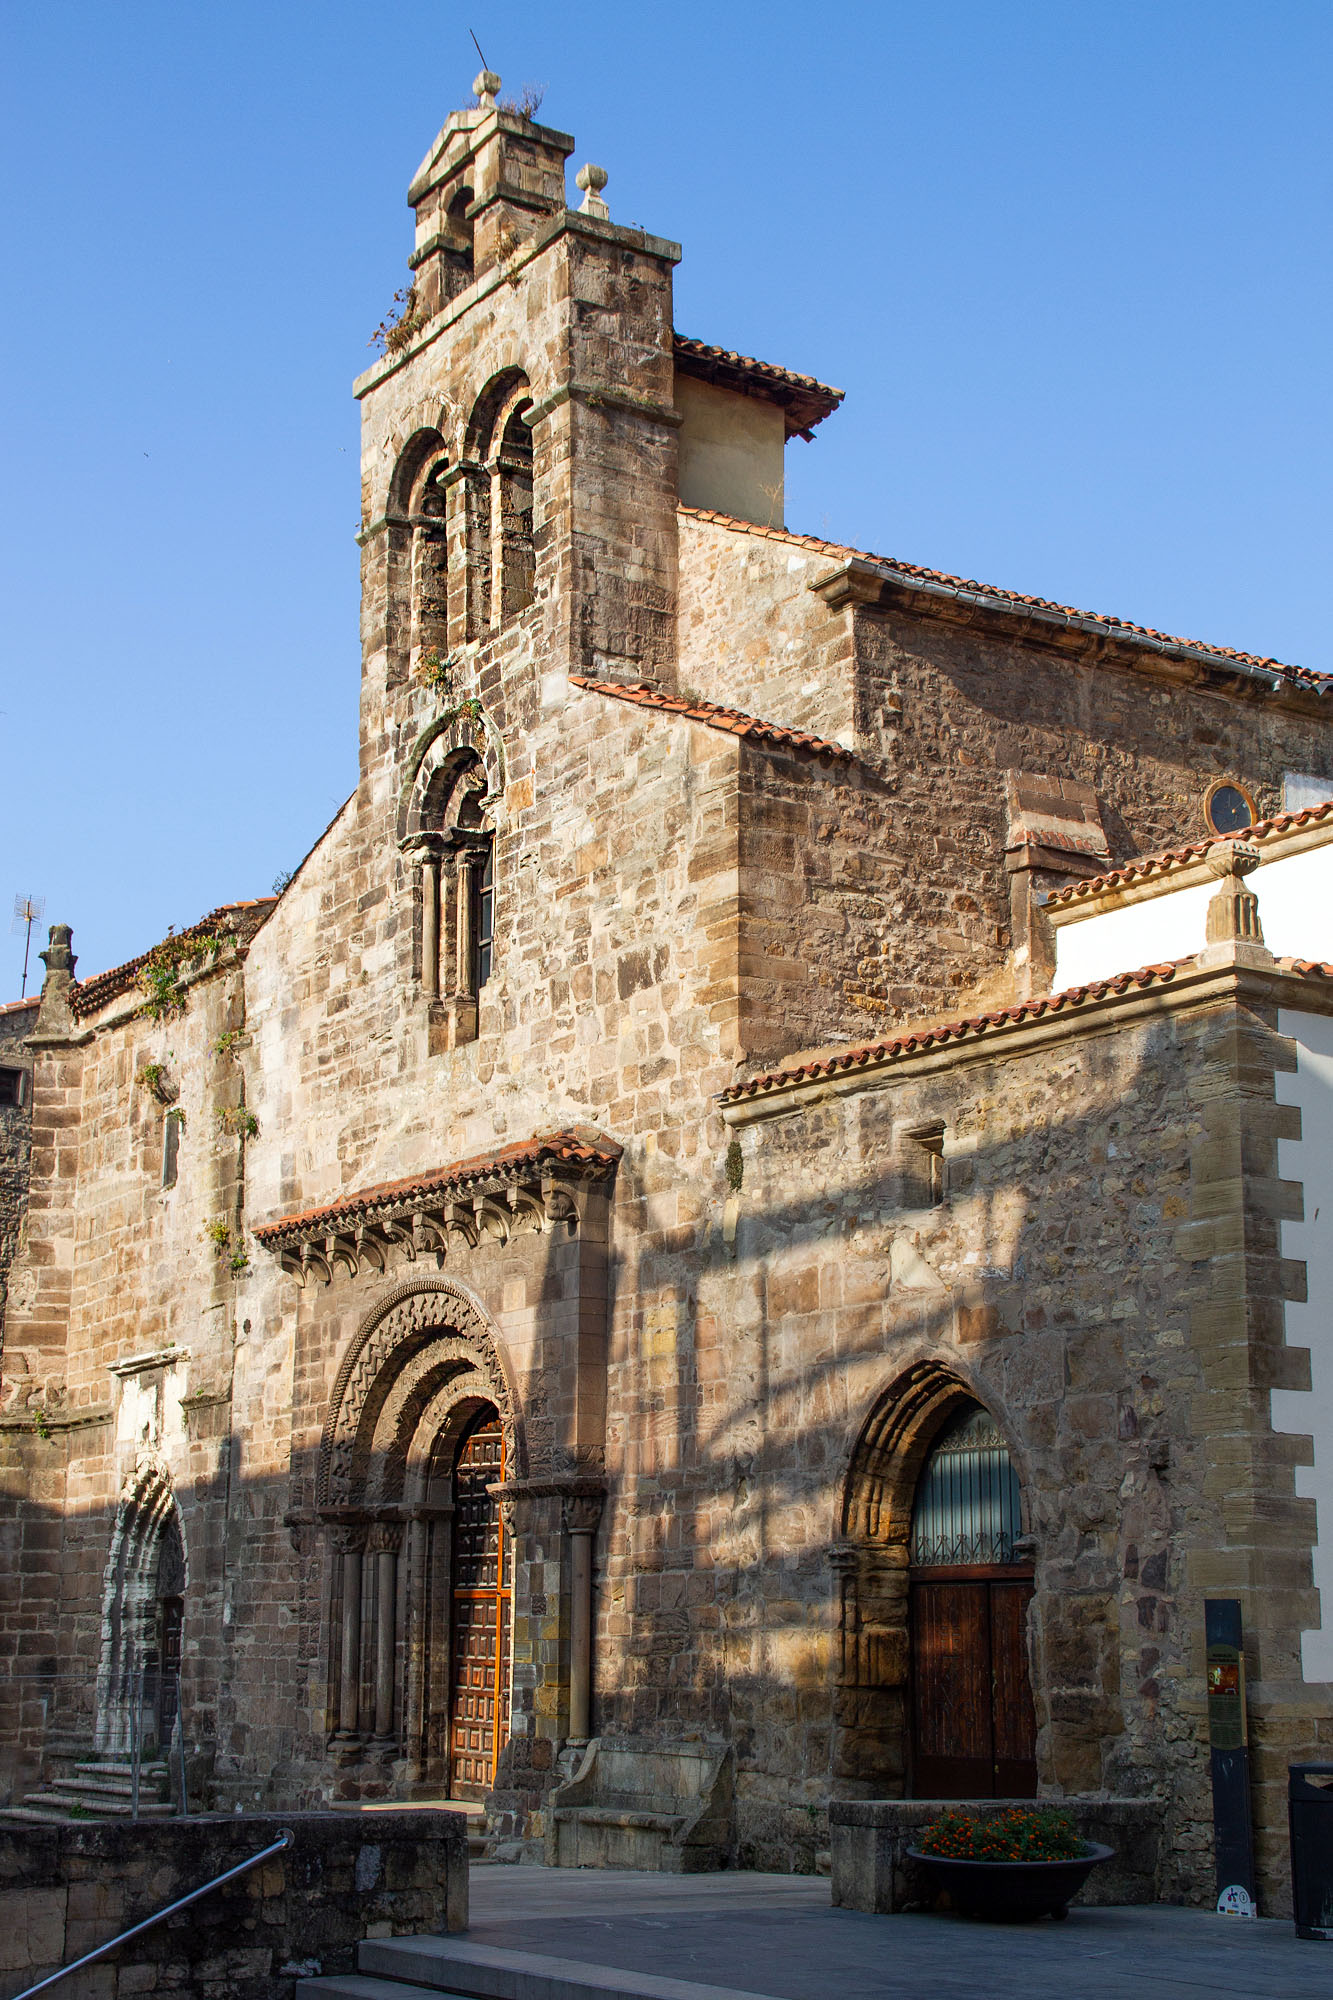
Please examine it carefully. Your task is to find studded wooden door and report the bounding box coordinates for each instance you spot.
[448,1415,510,1798]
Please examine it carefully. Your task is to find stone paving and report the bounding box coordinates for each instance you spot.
[467,1865,1323,2000]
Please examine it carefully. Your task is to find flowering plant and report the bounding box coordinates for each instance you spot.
[917,1807,1087,1863]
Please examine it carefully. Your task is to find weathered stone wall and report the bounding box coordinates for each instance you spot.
[0,1000,36,1341]
[0,1809,467,2000]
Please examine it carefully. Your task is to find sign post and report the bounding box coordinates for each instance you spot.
[1206,1597,1256,1914]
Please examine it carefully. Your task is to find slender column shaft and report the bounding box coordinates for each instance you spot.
[568,1527,594,1743]
[456,859,476,994]
[421,856,440,999]
[338,1548,363,1736]
[374,1548,398,1739]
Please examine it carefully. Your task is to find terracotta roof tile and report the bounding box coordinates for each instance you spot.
[1046,799,1333,908]
[253,1130,622,1243]
[720,964,1185,1103]
[673,335,843,440]
[680,508,1329,694]
[569,675,853,762]
[70,900,278,1019]
[0,997,39,1017]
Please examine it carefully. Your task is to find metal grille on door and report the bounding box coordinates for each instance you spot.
[449,1417,510,1797]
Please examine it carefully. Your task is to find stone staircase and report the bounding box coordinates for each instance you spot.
[300,1935,735,2000]
[12,1754,174,1823]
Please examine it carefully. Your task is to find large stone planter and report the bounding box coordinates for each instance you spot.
[830,1798,1163,1913]
[906,1841,1115,1921]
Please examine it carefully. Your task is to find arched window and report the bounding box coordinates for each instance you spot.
[465,373,535,640]
[908,1400,1036,1798]
[410,746,496,1040]
[385,429,448,686]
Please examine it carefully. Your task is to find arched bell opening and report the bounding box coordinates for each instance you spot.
[835,1361,1036,1800]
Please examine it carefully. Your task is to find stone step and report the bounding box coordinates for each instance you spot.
[73,1761,170,1780]
[352,1937,779,2000]
[21,1789,174,1819]
[50,1775,164,1801]
[300,1982,470,2000]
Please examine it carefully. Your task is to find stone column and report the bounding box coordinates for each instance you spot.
[367,1523,403,1744]
[334,1532,365,1739]
[564,1495,603,1745]
[455,854,477,994]
[420,852,441,999]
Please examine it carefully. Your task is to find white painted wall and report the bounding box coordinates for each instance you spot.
[1271,1008,1333,1682]
[675,375,785,528]
[1053,840,1333,988]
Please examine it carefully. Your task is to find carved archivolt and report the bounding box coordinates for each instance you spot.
[318,1278,520,1508]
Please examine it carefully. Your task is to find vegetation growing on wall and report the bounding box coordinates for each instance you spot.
[137,928,236,1022]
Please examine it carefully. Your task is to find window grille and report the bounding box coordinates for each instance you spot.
[910,1402,1023,1567]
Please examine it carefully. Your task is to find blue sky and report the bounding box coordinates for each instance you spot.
[2,1,1330,989]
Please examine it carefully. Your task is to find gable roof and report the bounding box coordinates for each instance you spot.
[680,508,1329,697]
[569,675,853,762]
[673,335,844,440]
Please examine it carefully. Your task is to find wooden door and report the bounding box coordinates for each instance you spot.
[910,1567,1036,1797]
[448,1416,511,1798]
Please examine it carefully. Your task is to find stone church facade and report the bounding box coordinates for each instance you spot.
[2,76,1332,1909]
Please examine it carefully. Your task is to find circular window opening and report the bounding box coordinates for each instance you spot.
[1204,782,1255,837]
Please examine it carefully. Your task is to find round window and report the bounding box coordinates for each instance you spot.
[1204,782,1255,837]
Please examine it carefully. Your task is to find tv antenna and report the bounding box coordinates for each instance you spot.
[11,893,45,999]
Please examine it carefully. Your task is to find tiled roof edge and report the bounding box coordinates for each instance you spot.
[679,508,1328,692]
[253,1130,623,1243]
[673,335,843,438]
[720,963,1187,1103]
[70,900,278,1019]
[568,674,853,762]
[1047,799,1333,908]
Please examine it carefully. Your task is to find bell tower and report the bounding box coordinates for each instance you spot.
[355,72,684,771]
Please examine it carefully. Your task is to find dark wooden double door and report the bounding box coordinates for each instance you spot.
[448,1416,511,1799]
[910,1565,1037,1797]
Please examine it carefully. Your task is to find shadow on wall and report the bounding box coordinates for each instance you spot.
[0,1002,1310,1905]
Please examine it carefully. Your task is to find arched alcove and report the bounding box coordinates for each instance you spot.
[835,1361,1035,1799]
[464,370,535,639]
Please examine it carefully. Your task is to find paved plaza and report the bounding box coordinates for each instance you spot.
[452,1865,1324,2000]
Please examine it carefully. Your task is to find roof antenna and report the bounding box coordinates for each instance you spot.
[468,27,490,70]
[11,893,45,999]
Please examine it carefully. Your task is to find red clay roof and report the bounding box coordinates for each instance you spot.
[569,675,853,762]
[253,1131,622,1242]
[673,335,843,440]
[70,900,278,1019]
[680,508,1329,695]
[0,997,39,1017]
[1046,799,1333,909]
[721,964,1186,1102]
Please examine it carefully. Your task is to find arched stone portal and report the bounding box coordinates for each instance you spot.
[317,1279,522,1791]
[95,1458,187,1756]
[834,1361,1036,1798]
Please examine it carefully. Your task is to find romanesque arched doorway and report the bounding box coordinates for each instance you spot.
[95,1460,187,1756]
[908,1401,1036,1797]
[836,1363,1037,1800]
[317,1280,521,1795]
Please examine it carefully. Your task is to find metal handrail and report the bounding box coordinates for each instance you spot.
[12,1827,295,2000]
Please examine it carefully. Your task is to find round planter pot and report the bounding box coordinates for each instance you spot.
[905,1842,1115,1922]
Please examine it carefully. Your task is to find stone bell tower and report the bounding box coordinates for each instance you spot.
[354,70,684,757]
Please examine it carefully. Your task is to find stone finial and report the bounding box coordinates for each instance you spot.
[39,924,76,982]
[1204,839,1264,946]
[32,922,78,1045]
[474,69,501,109]
[576,163,610,221]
